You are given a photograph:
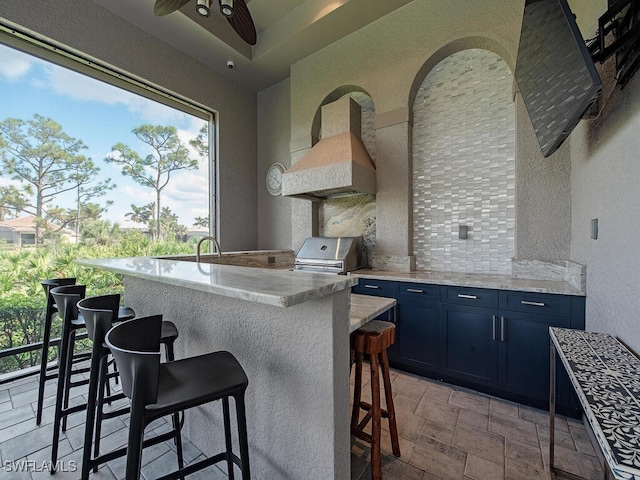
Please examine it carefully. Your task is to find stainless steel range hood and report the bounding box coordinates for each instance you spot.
[282,97,376,200]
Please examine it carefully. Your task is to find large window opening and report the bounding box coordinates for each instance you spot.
[0,23,215,375]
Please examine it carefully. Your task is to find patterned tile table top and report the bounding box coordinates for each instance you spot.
[550,327,640,480]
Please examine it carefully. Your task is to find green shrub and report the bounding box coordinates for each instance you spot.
[0,240,195,374]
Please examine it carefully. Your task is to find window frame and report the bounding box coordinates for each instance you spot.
[0,18,218,238]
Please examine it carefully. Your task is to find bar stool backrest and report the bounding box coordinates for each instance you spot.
[41,278,76,318]
[50,285,87,323]
[105,315,163,406]
[77,295,120,342]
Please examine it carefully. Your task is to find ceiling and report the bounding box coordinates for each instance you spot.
[91,0,414,91]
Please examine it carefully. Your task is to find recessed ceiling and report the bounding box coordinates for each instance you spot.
[91,0,414,91]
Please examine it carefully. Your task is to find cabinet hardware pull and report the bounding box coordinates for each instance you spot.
[457,294,478,299]
[500,316,506,342]
[521,300,545,307]
[492,315,497,340]
[406,288,424,293]
[364,285,380,289]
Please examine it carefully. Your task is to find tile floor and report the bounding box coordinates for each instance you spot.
[349,367,604,480]
[0,363,603,479]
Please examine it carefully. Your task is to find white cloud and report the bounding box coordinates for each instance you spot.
[0,46,33,81]
[38,65,189,123]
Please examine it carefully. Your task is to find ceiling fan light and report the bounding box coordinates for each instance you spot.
[196,0,211,17]
[220,0,234,18]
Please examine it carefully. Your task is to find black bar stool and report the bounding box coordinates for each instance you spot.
[76,295,179,480]
[49,284,89,470]
[105,314,251,480]
[351,320,401,480]
[36,277,78,426]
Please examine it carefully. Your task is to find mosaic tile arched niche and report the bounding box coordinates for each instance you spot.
[412,49,515,274]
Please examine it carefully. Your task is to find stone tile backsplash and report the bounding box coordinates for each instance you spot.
[412,49,516,274]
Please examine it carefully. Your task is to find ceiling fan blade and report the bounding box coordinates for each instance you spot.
[154,0,191,16]
[224,0,257,46]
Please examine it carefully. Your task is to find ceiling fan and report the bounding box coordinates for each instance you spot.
[153,0,257,45]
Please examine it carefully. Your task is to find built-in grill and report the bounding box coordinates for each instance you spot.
[294,236,366,274]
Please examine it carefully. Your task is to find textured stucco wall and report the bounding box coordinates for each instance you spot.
[514,95,572,261]
[570,69,640,352]
[124,276,351,479]
[257,78,292,250]
[0,0,258,251]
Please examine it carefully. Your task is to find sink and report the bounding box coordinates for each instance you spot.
[156,250,295,269]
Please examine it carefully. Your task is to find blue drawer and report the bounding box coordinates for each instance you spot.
[441,286,499,308]
[351,278,394,297]
[499,290,571,316]
[396,282,439,305]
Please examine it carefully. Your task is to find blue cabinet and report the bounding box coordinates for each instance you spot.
[352,277,584,415]
[440,303,498,387]
[394,283,440,372]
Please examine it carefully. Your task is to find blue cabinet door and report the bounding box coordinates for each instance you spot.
[497,311,569,402]
[439,303,498,387]
[395,302,439,371]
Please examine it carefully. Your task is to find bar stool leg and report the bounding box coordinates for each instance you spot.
[380,349,400,457]
[61,330,77,432]
[223,397,235,480]
[36,308,54,426]
[234,394,251,480]
[369,351,382,480]
[351,351,364,431]
[93,354,110,464]
[50,323,72,471]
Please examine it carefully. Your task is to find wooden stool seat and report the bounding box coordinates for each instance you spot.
[351,320,400,480]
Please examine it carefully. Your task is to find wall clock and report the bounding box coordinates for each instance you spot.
[266,162,286,196]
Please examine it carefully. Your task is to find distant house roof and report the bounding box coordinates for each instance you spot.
[0,215,38,233]
[0,215,75,237]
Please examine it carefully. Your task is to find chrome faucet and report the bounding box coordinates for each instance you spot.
[196,236,222,262]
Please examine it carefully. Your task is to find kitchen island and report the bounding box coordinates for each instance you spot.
[77,255,393,480]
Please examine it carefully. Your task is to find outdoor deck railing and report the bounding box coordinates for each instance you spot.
[0,332,88,384]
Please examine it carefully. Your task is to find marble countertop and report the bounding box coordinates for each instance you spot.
[352,269,585,296]
[350,294,396,333]
[76,257,356,308]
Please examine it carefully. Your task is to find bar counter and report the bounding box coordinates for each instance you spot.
[77,256,393,480]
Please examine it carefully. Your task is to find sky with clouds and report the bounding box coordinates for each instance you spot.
[0,42,210,230]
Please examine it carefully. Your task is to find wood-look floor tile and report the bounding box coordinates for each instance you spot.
[415,396,460,425]
[453,422,505,466]
[520,404,568,432]
[490,397,519,418]
[537,423,576,451]
[449,389,490,415]
[505,438,544,468]
[394,410,427,443]
[423,380,453,404]
[393,373,429,400]
[540,441,604,480]
[568,424,597,456]
[504,456,549,480]
[458,408,489,431]
[489,411,539,448]
[465,453,505,480]
[420,417,456,445]
[409,434,467,480]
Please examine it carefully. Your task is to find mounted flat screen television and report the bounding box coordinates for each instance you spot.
[515,0,602,158]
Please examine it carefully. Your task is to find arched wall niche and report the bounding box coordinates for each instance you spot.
[309,86,379,262]
[407,36,515,119]
[310,85,374,144]
[411,47,516,274]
